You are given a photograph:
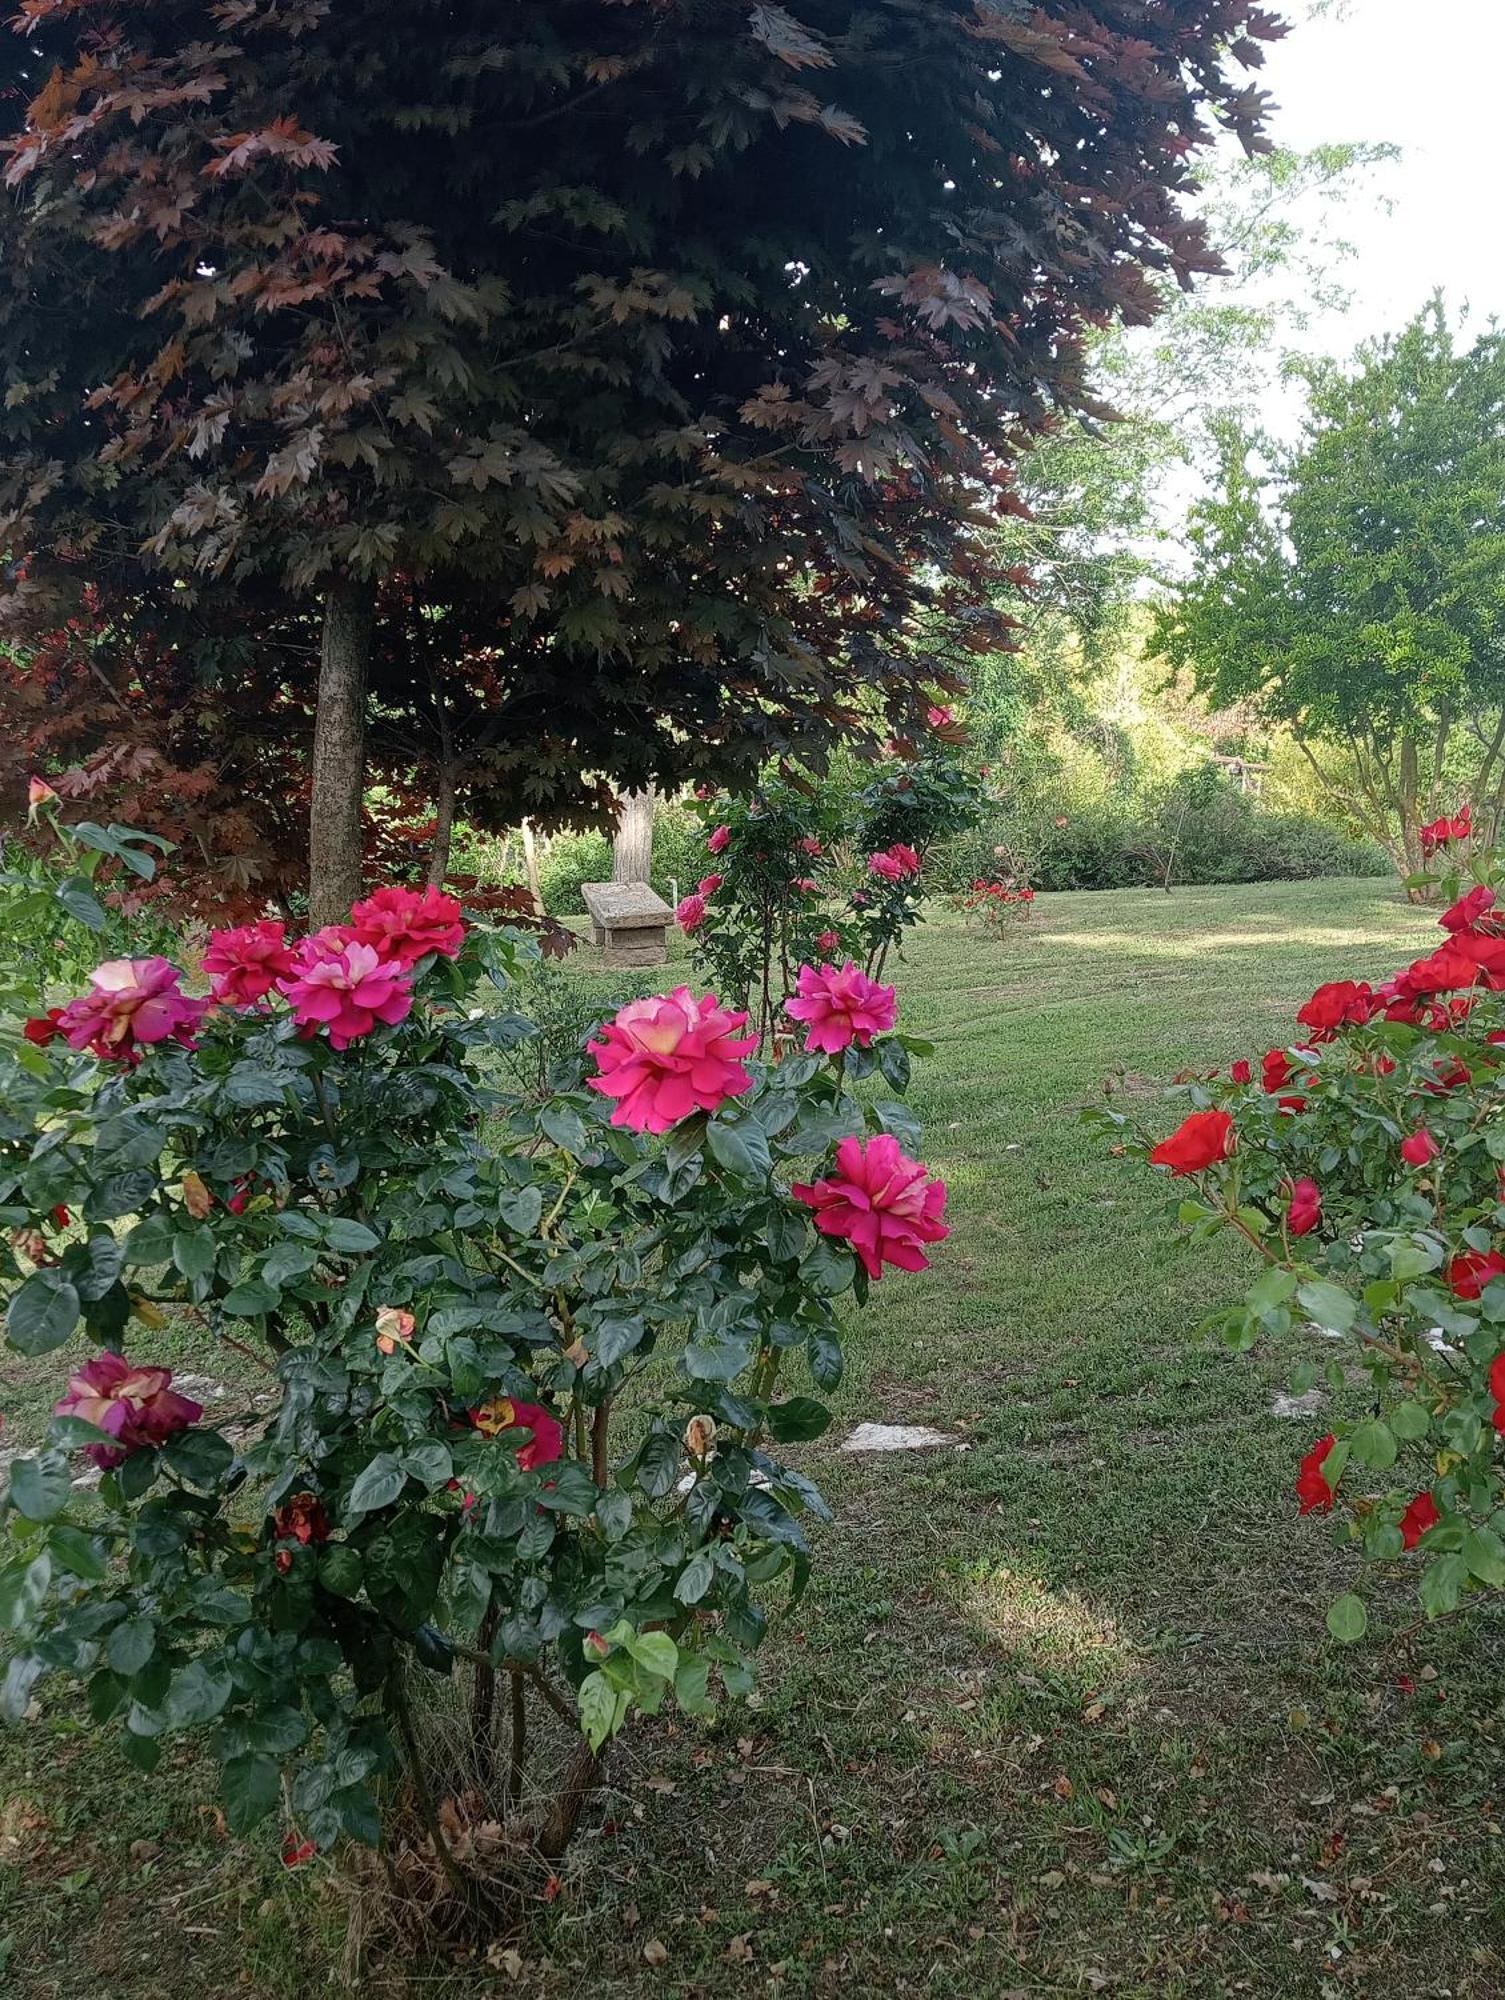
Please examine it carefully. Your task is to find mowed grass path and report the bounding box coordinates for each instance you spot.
[7,878,1505,1999]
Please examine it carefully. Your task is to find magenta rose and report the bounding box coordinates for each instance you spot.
[676,892,709,933]
[57,958,208,1063]
[54,1352,202,1468]
[348,885,465,967]
[586,986,757,1133]
[785,961,898,1055]
[792,1133,949,1279]
[278,930,414,1049]
[202,920,297,1007]
[867,843,920,882]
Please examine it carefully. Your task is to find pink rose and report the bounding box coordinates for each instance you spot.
[816,929,841,953]
[57,958,207,1064]
[798,837,824,857]
[926,705,954,728]
[54,1352,202,1468]
[867,844,920,882]
[26,774,58,818]
[791,876,819,893]
[375,1305,416,1355]
[203,920,297,1008]
[587,986,756,1133]
[785,961,898,1055]
[792,1134,949,1279]
[278,930,413,1049]
[348,885,465,967]
[471,1396,565,1471]
[707,825,731,854]
[696,874,723,896]
[676,892,709,933]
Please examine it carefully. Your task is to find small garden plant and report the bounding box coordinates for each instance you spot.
[1,804,946,1912]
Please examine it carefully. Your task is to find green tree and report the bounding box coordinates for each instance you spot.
[1152,303,1505,877]
[0,0,1279,919]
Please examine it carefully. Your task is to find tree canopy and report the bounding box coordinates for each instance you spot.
[0,0,1281,912]
[1153,301,1505,873]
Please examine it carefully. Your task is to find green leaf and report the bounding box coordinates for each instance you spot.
[1296,1279,1356,1334]
[171,1229,218,1281]
[1419,1551,1469,1619]
[401,1441,453,1488]
[7,1452,71,1522]
[807,1328,843,1391]
[163,1658,232,1728]
[1247,1265,1298,1315]
[673,1551,716,1606]
[1347,1420,1397,1472]
[223,1279,281,1318]
[0,1552,51,1632]
[767,1396,831,1443]
[540,1105,589,1155]
[48,1525,107,1580]
[623,1629,678,1680]
[1462,1527,1505,1589]
[578,1669,627,1752]
[324,1218,380,1255]
[6,1275,81,1356]
[319,1545,364,1599]
[221,1753,280,1834]
[348,1453,407,1514]
[1390,1400,1431,1442]
[107,1617,156,1677]
[674,1654,713,1714]
[800,1237,856,1296]
[55,877,106,930]
[706,1117,772,1180]
[1325,1593,1368,1643]
[161,1429,234,1487]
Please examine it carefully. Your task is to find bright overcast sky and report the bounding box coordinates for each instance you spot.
[1257,0,1505,345]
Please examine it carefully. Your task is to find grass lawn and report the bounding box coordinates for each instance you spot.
[6,875,1505,1999]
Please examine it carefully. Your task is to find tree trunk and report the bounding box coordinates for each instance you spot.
[520,819,543,913]
[309,583,374,926]
[612,785,656,885]
[425,763,457,889]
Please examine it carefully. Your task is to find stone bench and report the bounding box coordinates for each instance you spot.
[581,880,672,968]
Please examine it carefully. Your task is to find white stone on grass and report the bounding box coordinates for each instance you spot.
[1271,1388,1326,1418]
[841,1422,963,1454]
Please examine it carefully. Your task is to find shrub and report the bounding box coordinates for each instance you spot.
[1,820,947,1908]
[935,768,1389,893]
[1097,835,1505,1642]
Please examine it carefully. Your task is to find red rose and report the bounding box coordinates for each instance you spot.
[1400,1129,1439,1167]
[1229,1058,1253,1085]
[1148,1108,1234,1176]
[1440,884,1498,933]
[1445,1249,1505,1301]
[1296,1433,1336,1515]
[1398,1492,1440,1550]
[1285,1177,1322,1238]
[1296,980,1374,1041]
[23,1008,65,1047]
[1397,946,1479,997]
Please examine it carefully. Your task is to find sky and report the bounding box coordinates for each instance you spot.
[1255,0,1505,348]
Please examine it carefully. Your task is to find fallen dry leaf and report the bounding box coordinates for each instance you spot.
[642,1938,669,1969]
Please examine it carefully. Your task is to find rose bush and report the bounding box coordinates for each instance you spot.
[1,817,946,1905]
[679,730,983,1039]
[1096,837,1505,1642]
